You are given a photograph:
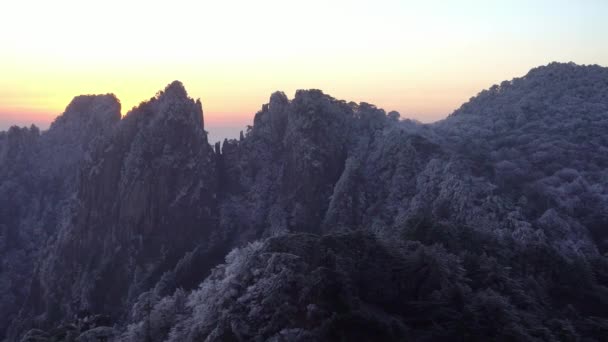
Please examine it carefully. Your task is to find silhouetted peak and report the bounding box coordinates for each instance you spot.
[252,91,290,141]
[293,89,329,103]
[269,91,289,110]
[291,89,346,116]
[64,93,119,112]
[54,94,121,128]
[114,82,209,154]
[387,111,401,121]
[128,81,205,134]
[525,61,590,78]
[446,61,608,123]
[4,63,608,342]
[47,94,121,143]
[159,80,189,100]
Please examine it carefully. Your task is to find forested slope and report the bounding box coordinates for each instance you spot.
[2,63,607,341]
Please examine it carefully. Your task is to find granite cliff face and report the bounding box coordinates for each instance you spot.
[0,94,121,338]
[2,63,608,341]
[10,82,220,335]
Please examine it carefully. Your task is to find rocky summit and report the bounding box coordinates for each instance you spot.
[1,63,608,341]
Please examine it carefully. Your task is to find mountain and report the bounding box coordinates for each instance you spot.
[0,94,121,338]
[1,63,608,341]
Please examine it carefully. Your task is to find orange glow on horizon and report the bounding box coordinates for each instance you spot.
[1,1,607,137]
[0,80,473,131]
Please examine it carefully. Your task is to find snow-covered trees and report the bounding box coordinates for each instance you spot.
[119,228,608,341]
[3,63,608,341]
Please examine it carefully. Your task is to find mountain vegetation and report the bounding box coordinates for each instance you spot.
[1,63,608,341]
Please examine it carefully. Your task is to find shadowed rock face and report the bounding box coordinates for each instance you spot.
[0,95,122,338]
[2,63,608,341]
[47,94,121,145]
[42,95,122,193]
[218,89,391,243]
[6,82,219,337]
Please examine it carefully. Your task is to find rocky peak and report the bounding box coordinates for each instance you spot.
[4,63,608,342]
[134,81,206,136]
[152,80,191,109]
[293,88,326,102]
[252,91,289,143]
[45,94,121,149]
[160,80,189,99]
[50,94,120,133]
[286,89,356,142]
[35,94,121,185]
[269,91,289,111]
[17,81,221,333]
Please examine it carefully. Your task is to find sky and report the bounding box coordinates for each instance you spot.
[1,0,607,142]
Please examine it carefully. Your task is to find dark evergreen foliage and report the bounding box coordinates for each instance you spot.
[1,63,608,341]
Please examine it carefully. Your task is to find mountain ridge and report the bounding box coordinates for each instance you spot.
[1,62,608,341]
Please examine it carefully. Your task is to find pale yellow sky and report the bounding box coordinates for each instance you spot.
[1,0,607,141]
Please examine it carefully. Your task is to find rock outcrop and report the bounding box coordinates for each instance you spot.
[1,63,608,341]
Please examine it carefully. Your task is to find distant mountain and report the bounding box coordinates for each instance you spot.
[1,63,608,341]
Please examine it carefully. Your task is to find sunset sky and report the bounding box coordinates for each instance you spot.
[1,0,607,142]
